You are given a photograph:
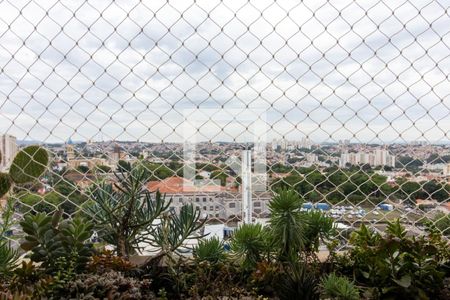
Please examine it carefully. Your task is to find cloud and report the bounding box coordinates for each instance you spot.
[0,0,449,144]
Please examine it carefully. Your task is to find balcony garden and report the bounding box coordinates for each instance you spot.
[0,147,449,299]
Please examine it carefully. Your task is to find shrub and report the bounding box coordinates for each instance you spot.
[348,220,449,298]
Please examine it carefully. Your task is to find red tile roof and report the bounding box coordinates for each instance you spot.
[147,176,236,193]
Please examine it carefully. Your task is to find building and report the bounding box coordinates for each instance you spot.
[147,176,271,220]
[443,163,450,177]
[65,139,109,170]
[272,137,313,151]
[0,134,18,171]
[339,148,395,168]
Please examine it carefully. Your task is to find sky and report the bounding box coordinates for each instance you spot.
[0,0,450,144]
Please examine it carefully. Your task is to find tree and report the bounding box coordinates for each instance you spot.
[210,170,227,186]
[95,165,111,173]
[76,165,90,174]
[432,212,450,236]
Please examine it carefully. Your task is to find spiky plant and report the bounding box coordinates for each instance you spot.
[303,210,335,252]
[321,273,360,300]
[148,204,206,259]
[193,237,226,264]
[277,262,320,300]
[0,241,19,279]
[268,189,305,261]
[230,223,267,270]
[87,162,170,258]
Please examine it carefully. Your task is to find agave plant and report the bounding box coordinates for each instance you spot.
[193,237,226,264]
[268,189,306,261]
[303,210,335,253]
[87,162,170,257]
[277,262,320,300]
[230,223,268,270]
[321,273,360,300]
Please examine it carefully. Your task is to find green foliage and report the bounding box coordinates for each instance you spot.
[76,165,90,174]
[0,173,11,198]
[95,164,111,173]
[0,198,19,279]
[19,211,94,274]
[0,241,18,279]
[303,210,335,252]
[269,189,305,261]
[348,219,449,299]
[230,223,267,270]
[321,273,360,300]
[9,146,49,184]
[210,170,227,186]
[16,190,81,217]
[0,146,48,197]
[148,204,206,257]
[141,161,175,180]
[193,237,226,264]
[87,163,170,257]
[432,212,450,236]
[276,262,320,300]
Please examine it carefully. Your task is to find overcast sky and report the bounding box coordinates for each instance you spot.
[0,0,449,144]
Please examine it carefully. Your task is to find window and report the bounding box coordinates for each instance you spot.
[229,203,236,208]
[196,197,199,202]
[210,206,214,211]
[203,197,207,202]
[254,202,261,207]
[254,208,261,213]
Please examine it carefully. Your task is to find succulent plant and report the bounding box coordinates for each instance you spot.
[9,146,49,184]
[20,210,94,273]
[0,146,49,198]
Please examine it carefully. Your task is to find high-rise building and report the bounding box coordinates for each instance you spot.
[0,134,18,171]
[339,148,395,168]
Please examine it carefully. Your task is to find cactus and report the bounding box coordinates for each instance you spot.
[0,173,11,198]
[0,146,48,198]
[9,145,49,184]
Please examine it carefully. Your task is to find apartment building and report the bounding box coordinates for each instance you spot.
[147,176,272,220]
[0,134,18,171]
